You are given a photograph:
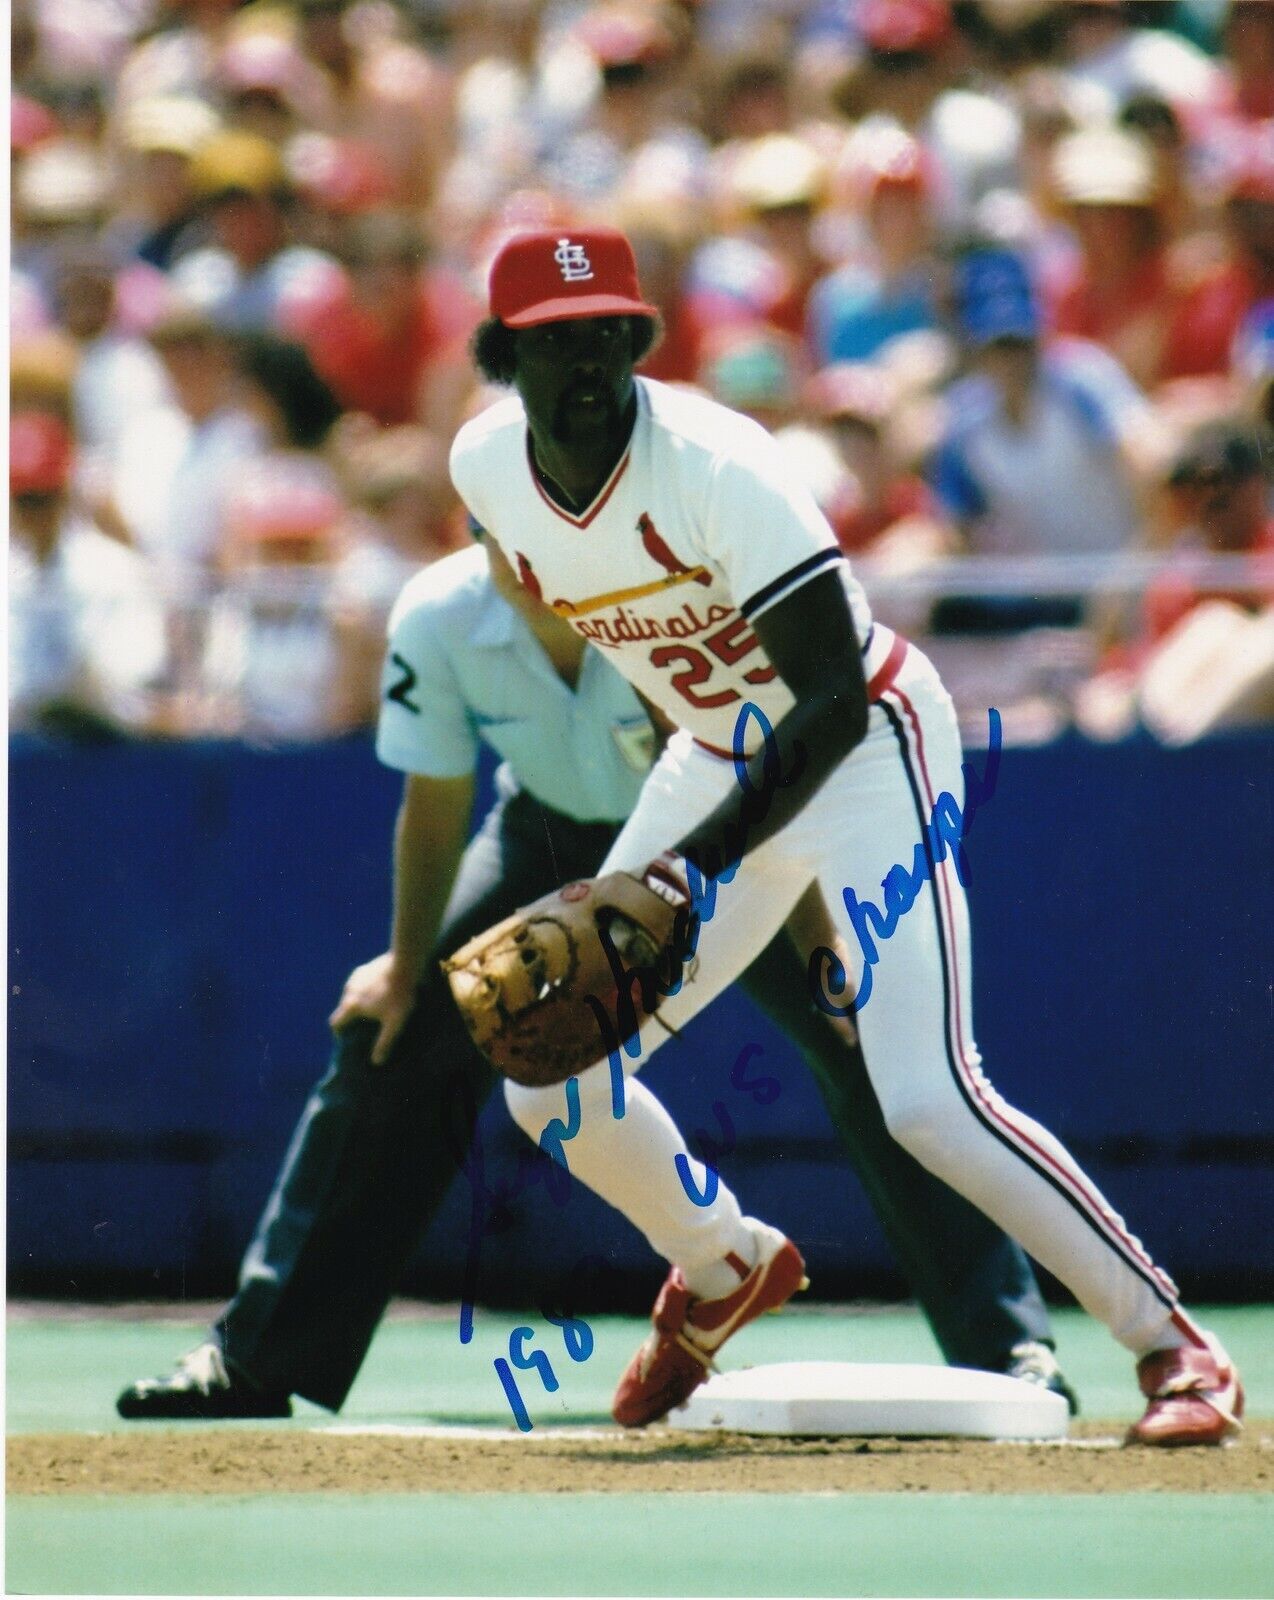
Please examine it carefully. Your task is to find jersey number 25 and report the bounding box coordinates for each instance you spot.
[650,616,776,709]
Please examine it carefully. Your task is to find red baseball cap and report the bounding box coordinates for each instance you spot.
[10,410,73,495]
[859,0,951,54]
[227,461,345,541]
[487,227,659,329]
[577,4,674,68]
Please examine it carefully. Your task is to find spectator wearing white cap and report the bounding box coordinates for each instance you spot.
[1048,124,1173,392]
[1054,0,1220,120]
[12,136,115,304]
[694,134,829,343]
[108,95,221,272]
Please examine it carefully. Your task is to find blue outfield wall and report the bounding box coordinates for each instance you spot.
[8,728,1274,1302]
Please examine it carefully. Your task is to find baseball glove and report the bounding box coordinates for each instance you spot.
[442,872,687,1086]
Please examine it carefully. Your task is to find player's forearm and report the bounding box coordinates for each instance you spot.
[672,673,867,876]
[672,569,870,875]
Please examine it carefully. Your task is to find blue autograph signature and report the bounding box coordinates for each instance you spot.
[493,1253,607,1432]
[442,1068,578,1347]
[808,708,1002,1017]
[586,700,803,1118]
[674,1042,782,1207]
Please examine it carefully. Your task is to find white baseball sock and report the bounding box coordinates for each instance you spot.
[504,1064,758,1297]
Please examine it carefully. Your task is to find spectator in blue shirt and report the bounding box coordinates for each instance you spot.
[930,248,1149,560]
[808,128,942,363]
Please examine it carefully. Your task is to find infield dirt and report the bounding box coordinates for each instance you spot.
[9,1422,1272,1497]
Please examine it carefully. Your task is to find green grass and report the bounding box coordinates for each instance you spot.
[6,1492,1272,1596]
[7,1302,1274,1434]
[7,1304,1273,1597]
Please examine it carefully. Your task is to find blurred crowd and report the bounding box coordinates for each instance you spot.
[10,0,1274,745]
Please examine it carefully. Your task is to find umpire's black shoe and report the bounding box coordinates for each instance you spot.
[1005,1340,1080,1416]
[116,1342,292,1420]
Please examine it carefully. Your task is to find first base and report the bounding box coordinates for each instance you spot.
[669,1362,1070,1439]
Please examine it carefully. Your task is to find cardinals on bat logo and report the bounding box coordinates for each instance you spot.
[638,513,712,586]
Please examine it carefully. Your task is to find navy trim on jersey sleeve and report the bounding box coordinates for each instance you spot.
[739,548,844,621]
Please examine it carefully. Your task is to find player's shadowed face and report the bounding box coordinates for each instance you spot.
[513,316,636,452]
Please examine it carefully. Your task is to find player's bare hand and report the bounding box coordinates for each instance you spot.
[329,952,417,1065]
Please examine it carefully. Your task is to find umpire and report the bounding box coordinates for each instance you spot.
[118,537,1076,1418]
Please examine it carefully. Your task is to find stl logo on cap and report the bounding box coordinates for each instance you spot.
[554,238,595,283]
[488,227,658,328]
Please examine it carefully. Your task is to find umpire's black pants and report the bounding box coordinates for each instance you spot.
[218,787,1052,1409]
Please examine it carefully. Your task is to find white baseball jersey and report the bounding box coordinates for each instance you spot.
[450,378,888,755]
[455,373,1189,1367]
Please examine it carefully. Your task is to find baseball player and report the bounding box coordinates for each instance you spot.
[117,534,1075,1419]
[446,226,1242,1445]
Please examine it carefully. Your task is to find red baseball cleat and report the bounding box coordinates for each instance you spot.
[612,1223,807,1428]
[1126,1334,1244,1447]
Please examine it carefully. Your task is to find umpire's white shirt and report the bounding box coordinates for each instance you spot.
[376,545,652,824]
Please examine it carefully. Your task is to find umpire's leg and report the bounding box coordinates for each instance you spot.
[735,926,1054,1372]
[217,790,620,1411]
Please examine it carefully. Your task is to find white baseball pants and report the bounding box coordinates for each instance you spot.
[504,642,1183,1354]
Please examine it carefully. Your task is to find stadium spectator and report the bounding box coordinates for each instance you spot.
[1048,124,1172,391]
[1145,419,1274,644]
[54,247,169,464]
[235,333,344,457]
[291,0,453,209]
[1081,419,1274,743]
[215,32,317,148]
[112,0,242,118]
[286,211,479,431]
[113,309,263,575]
[704,54,792,145]
[1053,0,1220,115]
[109,95,221,273]
[9,410,165,737]
[204,456,374,740]
[330,422,467,674]
[696,323,804,431]
[1215,0,1274,124]
[172,131,341,332]
[715,134,829,341]
[1161,121,1274,382]
[1234,298,1274,428]
[615,193,706,384]
[542,3,704,203]
[808,128,942,363]
[337,423,466,576]
[802,360,951,560]
[933,248,1149,560]
[833,0,955,133]
[12,135,114,312]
